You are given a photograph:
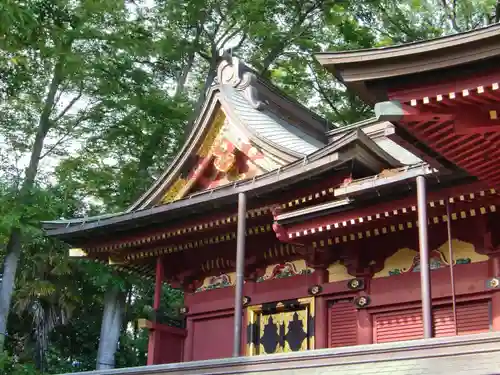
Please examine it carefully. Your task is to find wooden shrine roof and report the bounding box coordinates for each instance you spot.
[315,23,500,105]
[42,128,400,243]
[44,53,483,278]
[129,57,329,211]
[43,56,425,243]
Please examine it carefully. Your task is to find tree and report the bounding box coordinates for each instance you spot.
[2,0,500,371]
[0,0,181,361]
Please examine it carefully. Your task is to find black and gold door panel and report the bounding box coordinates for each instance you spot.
[246,297,315,356]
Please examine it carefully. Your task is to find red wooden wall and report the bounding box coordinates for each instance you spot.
[190,313,234,361]
[147,324,186,365]
[177,257,499,362]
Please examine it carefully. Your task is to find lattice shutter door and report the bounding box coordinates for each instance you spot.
[329,300,358,347]
[434,300,491,337]
[373,300,491,344]
[373,308,423,344]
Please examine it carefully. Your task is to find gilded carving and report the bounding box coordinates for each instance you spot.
[257,260,313,282]
[327,261,353,283]
[195,272,236,293]
[373,239,489,278]
[213,138,236,172]
[160,109,226,204]
[197,109,226,158]
[438,239,489,264]
[161,177,187,204]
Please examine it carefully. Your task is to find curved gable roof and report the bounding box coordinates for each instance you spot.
[128,57,328,211]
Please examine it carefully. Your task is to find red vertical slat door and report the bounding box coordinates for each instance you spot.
[456,300,491,334]
[434,300,491,337]
[373,300,491,344]
[329,300,358,348]
[373,309,423,343]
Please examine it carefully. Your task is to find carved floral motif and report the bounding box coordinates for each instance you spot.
[256,261,313,283]
[195,273,232,292]
[388,249,471,276]
[373,240,487,278]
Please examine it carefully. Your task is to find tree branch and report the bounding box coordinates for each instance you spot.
[260,1,322,74]
[308,62,347,125]
[232,34,248,51]
[440,0,462,32]
[215,20,238,46]
[52,84,84,123]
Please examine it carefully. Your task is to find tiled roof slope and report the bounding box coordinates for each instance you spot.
[221,84,324,156]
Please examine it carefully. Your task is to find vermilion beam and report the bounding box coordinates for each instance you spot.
[375,101,453,122]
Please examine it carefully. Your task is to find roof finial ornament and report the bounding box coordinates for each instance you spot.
[216,50,266,110]
[217,50,244,86]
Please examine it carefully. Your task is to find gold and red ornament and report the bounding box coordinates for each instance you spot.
[239,142,263,160]
[213,138,236,172]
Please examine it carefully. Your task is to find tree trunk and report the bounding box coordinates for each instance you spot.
[96,286,125,370]
[175,47,197,97]
[0,56,65,351]
[0,228,21,349]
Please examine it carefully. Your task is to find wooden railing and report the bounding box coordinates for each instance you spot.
[59,332,500,375]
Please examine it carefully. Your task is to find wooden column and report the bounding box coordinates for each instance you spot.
[147,257,165,365]
[489,254,500,331]
[154,257,164,310]
[313,267,329,349]
[183,317,194,362]
[357,278,373,345]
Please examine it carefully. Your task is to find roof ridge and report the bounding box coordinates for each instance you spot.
[316,23,500,57]
[217,57,330,136]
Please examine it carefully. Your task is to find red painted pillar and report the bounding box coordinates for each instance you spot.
[489,255,500,331]
[183,317,194,362]
[313,268,328,349]
[240,279,254,356]
[147,257,165,365]
[357,277,373,345]
[315,297,328,349]
[154,257,164,310]
[357,309,373,345]
[146,330,158,365]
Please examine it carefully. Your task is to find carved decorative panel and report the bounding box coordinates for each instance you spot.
[246,297,315,356]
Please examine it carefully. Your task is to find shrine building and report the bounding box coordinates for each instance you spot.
[45,24,500,374]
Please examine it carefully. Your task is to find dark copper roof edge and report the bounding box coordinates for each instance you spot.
[315,23,500,65]
[41,130,399,240]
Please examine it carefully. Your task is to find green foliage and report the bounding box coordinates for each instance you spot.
[1,0,499,372]
[0,351,39,375]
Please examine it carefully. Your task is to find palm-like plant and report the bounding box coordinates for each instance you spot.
[13,234,81,371]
